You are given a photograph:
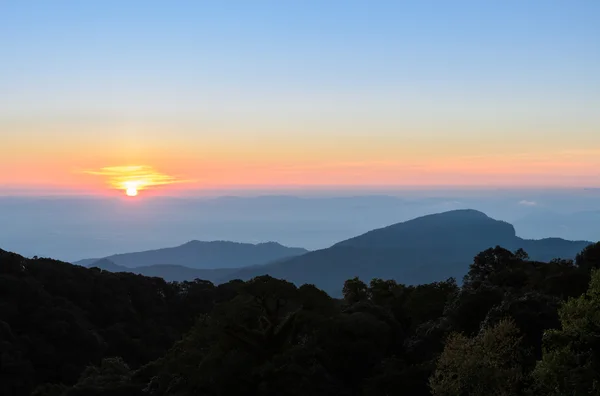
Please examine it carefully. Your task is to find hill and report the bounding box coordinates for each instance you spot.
[90,258,237,283]
[74,240,308,269]
[221,210,592,294]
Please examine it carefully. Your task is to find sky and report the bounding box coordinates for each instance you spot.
[1,0,599,195]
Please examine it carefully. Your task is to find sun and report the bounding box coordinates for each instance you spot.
[125,187,138,197]
[85,165,189,197]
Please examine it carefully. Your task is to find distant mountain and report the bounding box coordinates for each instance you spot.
[220,210,592,295]
[89,258,237,283]
[74,241,308,269]
[513,210,600,242]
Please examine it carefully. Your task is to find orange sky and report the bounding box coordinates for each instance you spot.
[3,117,599,196]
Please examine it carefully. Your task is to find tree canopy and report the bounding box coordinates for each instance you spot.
[1,241,600,395]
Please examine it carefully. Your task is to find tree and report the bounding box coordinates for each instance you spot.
[368,278,401,307]
[31,384,68,396]
[64,357,142,396]
[575,242,600,272]
[342,277,368,304]
[482,292,559,362]
[430,318,526,396]
[464,246,531,290]
[532,269,600,396]
[297,284,336,314]
[0,249,223,394]
[0,320,34,396]
[514,248,530,261]
[6,243,600,396]
[403,278,458,328]
[443,283,504,336]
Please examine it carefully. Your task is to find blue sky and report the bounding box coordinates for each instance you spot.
[3,0,598,115]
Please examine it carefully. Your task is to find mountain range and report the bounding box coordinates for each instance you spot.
[5,194,600,262]
[75,210,592,295]
[74,240,308,269]
[220,209,591,294]
[88,258,238,283]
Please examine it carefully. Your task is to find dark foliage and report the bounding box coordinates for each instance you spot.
[2,240,600,395]
[0,249,222,396]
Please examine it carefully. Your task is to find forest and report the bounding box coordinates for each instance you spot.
[1,242,600,396]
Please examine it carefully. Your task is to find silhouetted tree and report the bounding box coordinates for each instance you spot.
[3,240,599,396]
[342,277,368,304]
[575,241,600,271]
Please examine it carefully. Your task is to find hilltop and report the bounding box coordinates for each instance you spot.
[221,210,591,294]
[75,240,308,269]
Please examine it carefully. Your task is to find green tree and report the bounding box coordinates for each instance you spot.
[430,318,525,396]
[532,269,600,396]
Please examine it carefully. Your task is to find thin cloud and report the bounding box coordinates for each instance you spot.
[83,165,190,191]
[518,200,537,206]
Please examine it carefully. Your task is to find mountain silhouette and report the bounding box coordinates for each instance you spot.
[89,258,237,282]
[74,240,307,269]
[220,210,591,294]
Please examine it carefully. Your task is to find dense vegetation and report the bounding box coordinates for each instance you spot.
[2,242,600,396]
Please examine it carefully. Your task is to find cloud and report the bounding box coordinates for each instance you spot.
[83,165,190,191]
[518,200,537,206]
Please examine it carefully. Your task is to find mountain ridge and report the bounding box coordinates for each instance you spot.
[71,209,592,296]
[88,258,237,283]
[74,240,308,269]
[219,209,592,294]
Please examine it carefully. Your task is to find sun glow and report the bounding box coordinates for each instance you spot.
[84,165,188,196]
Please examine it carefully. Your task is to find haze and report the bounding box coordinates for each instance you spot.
[1,189,597,262]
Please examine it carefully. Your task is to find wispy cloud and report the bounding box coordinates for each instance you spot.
[518,200,537,206]
[83,165,189,191]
